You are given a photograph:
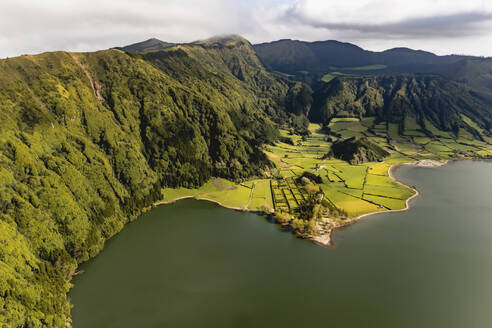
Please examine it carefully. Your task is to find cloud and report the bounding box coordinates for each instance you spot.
[285,11,492,39]
[282,1,492,39]
[0,0,491,58]
[0,0,257,57]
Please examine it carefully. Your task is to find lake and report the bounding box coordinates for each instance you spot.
[71,160,492,328]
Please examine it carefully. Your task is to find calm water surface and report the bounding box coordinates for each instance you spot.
[71,161,492,328]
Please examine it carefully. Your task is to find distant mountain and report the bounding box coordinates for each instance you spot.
[254,38,492,102]
[114,38,176,52]
[254,39,372,75]
[254,39,466,75]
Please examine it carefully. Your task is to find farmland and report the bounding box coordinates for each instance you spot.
[162,118,492,245]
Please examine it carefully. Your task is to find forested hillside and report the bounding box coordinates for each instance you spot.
[0,37,292,327]
[254,39,465,78]
[310,75,492,139]
[254,39,492,100]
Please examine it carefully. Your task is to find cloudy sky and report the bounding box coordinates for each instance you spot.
[1,0,491,58]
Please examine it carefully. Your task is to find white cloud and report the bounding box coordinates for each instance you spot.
[0,0,491,58]
[284,0,491,25]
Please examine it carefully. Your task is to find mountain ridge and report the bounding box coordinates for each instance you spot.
[114,38,177,52]
[0,38,295,327]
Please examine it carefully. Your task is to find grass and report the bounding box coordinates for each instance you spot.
[335,165,367,189]
[365,173,397,187]
[325,170,343,182]
[330,117,360,123]
[364,184,415,200]
[368,162,391,175]
[308,123,323,133]
[458,128,475,141]
[363,194,407,210]
[394,143,422,155]
[373,122,387,132]
[321,71,352,82]
[321,185,384,217]
[327,64,387,71]
[329,120,366,132]
[164,115,487,223]
[424,141,451,153]
[361,117,376,128]
[162,178,252,208]
[403,116,421,131]
[367,136,390,148]
[387,123,411,142]
[423,119,453,138]
[248,179,274,210]
[461,114,485,136]
[283,157,322,170]
[440,140,479,152]
[413,137,432,145]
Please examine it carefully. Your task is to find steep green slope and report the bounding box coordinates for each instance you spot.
[310,75,492,139]
[387,58,492,102]
[438,58,492,102]
[136,36,291,142]
[0,39,290,327]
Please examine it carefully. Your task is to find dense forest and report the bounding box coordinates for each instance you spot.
[328,137,389,164]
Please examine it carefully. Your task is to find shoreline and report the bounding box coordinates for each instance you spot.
[313,159,449,247]
[154,158,456,248]
[154,196,270,215]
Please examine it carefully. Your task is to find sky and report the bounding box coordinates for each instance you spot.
[0,0,491,58]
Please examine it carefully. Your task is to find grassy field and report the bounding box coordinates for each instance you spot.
[163,118,491,221]
[321,71,352,82]
[162,178,252,209]
[321,65,387,83]
[328,64,387,71]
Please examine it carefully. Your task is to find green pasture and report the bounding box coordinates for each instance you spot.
[321,185,384,217]
[363,194,407,210]
[163,178,252,208]
[413,137,432,145]
[363,184,415,200]
[248,179,274,210]
[394,143,422,155]
[423,119,453,138]
[368,162,391,175]
[331,165,367,189]
[365,173,397,187]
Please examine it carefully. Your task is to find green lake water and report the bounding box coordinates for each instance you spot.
[71,161,492,328]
